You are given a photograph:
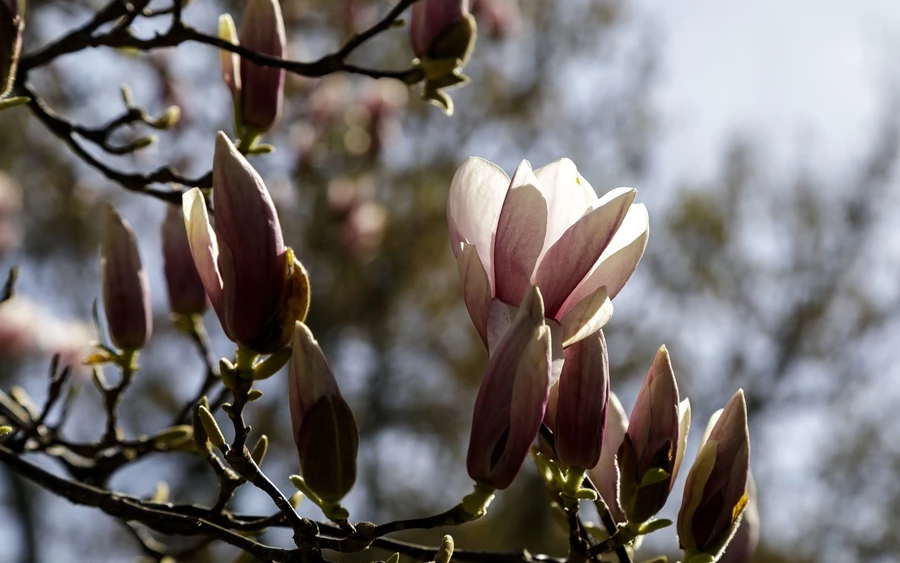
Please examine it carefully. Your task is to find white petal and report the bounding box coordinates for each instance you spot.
[448,157,510,284]
[557,202,649,316]
[534,158,598,250]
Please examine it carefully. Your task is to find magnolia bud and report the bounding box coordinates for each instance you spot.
[183,133,309,353]
[0,0,23,98]
[238,0,286,132]
[410,0,473,62]
[466,285,551,490]
[553,330,610,470]
[617,346,691,524]
[102,206,152,351]
[162,205,208,316]
[289,322,358,503]
[678,390,751,561]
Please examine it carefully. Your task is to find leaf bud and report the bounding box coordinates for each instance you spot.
[197,405,226,451]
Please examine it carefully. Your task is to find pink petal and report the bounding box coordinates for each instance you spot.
[493,161,547,305]
[533,188,635,317]
[486,298,514,357]
[559,285,613,347]
[182,188,224,316]
[534,158,599,252]
[457,243,492,346]
[558,203,649,316]
[554,331,610,469]
[448,157,510,287]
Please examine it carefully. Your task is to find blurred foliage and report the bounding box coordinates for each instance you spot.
[1,0,899,562]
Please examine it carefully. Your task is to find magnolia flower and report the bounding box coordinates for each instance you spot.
[467,285,551,490]
[183,132,309,354]
[448,157,648,376]
[678,390,751,562]
[102,207,152,351]
[617,346,691,524]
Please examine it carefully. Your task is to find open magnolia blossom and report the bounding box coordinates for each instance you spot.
[448,157,649,378]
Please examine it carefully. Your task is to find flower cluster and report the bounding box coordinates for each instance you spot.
[93,141,752,562]
[450,157,753,562]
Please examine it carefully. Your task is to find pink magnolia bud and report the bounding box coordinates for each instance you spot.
[162,206,208,316]
[238,0,286,132]
[589,392,628,523]
[467,285,551,490]
[678,390,751,560]
[409,0,473,60]
[617,345,691,523]
[0,0,23,98]
[552,330,609,470]
[101,207,152,351]
[183,132,309,353]
[289,322,358,503]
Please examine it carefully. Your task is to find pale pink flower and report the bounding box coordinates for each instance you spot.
[448,157,649,367]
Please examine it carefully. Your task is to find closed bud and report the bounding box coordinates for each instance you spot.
[678,390,751,561]
[289,322,358,503]
[198,405,227,450]
[151,106,181,129]
[183,132,309,353]
[589,391,628,523]
[552,330,610,470]
[618,345,691,523]
[237,0,286,132]
[466,285,551,490]
[435,535,454,563]
[102,206,152,351]
[410,0,474,62]
[0,0,23,98]
[162,205,208,316]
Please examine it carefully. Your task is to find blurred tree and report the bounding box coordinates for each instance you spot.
[3,0,898,562]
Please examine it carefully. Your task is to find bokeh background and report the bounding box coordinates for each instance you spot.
[1,0,899,561]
